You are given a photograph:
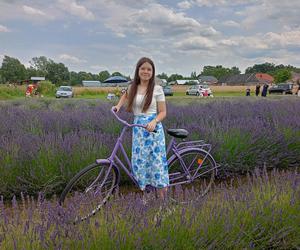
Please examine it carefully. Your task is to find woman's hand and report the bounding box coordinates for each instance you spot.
[146,120,157,132]
[112,105,121,113]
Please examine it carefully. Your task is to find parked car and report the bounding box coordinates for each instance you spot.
[186,85,212,96]
[269,83,294,95]
[56,86,74,98]
[163,86,173,96]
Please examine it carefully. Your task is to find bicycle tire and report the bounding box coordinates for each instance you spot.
[168,148,216,197]
[59,162,119,222]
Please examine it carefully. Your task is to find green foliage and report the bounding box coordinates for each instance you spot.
[274,69,292,83]
[36,81,56,96]
[47,62,69,85]
[168,73,183,82]
[200,65,240,80]
[190,71,197,79]
[245,62,299,77]
[98,70,110,82]
[0,85,24,99]
[0,55,27,83]
[111,71,123,77]
[156,72,168,80]
[29,56,49,76]
[245,62,276,74]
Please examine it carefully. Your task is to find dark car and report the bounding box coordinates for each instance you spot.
[163,86,173,96]
[269,83,294,95]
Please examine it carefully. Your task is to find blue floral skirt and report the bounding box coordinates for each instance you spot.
[131,114,169,191]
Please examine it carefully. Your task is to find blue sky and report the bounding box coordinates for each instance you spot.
[1,0,300,77]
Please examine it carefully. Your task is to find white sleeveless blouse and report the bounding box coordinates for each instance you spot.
[132,85,165,115]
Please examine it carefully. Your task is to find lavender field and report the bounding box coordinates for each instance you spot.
[0,98,299,199]
[0,168,299,249]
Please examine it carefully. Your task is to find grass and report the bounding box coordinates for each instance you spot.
[0,168,299,249]
[0,84,264,100]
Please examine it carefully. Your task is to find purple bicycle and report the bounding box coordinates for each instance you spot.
[59,108,219,221]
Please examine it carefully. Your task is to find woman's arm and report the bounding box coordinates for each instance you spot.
[155,101,167,122]
[113,92,128,112]
[146,101,166,132]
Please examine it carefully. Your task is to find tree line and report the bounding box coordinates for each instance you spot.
[1,55,299,85]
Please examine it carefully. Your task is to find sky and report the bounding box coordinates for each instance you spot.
[1,0,300,77]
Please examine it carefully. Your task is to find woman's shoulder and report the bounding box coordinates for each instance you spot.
[154,84,163,93]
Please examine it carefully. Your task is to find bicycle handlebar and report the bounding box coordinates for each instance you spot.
[111,107,157,132]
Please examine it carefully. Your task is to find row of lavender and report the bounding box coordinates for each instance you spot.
[1,168,299,248]
[0,98,299,198]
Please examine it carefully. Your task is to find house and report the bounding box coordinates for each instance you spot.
[172,79,199,85]
[30,77,45,81]
[218,73,274,85]
[198,75,218,85]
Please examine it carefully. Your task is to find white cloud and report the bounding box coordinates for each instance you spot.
[238,1,300,29]
[90,65,108,71]
[174,36,216,51]
[104,3,218,38]
[57,0,95,20]
[222,20,240,27]
[177,1,192,9]
[193,0,259,7]
[23,5,47,17]
[59,54,87,64]
[0,24,10,32]
[219,39,239,46]
[264,30,300,48]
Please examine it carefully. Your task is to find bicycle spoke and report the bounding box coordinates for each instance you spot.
[59,163,118,221]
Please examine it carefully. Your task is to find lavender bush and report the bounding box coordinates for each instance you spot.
[0,98,299,198]
[0,169,299,249]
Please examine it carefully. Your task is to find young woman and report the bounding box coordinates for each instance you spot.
[113,57,169,199]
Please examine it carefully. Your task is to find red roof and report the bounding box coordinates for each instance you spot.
[255,73,274,83]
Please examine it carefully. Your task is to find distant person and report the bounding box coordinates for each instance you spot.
[246,87,251,96]
[261,83,269,97]
[255,84,260,96]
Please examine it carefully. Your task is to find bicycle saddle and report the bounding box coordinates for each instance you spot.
[167,129,189,138]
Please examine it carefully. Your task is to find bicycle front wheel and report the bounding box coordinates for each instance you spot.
[59,162,119,222]
[168,149,216,197]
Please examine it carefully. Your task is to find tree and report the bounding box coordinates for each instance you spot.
[274,69,292,83]
[156,72,168,80]
[46,62,69,85]
[168,74,183,82]
[29,56,50,76]
[1,55,27,83]
[98,70,110,82]
[111,72,123,77]
[245,62,276,74]
[230,66,241,75]
[200,65,238,80]
[70,71,80,86]
[190,71,197,79]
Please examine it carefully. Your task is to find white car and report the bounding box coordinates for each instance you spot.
[56,86,74,98]
[186,85,212,96]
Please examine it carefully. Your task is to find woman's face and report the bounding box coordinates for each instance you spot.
[138,62,153,82]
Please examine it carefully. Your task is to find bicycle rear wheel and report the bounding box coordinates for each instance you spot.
[59,162,118,222]
[168,148,216,197]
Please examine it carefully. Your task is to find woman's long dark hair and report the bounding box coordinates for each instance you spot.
[127,57,156,113]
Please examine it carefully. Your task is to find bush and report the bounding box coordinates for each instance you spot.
[0,84,25,99]
[0,98,299,198]
[36,81,56,96]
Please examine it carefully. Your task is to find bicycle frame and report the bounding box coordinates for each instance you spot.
[96,109,217,189]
